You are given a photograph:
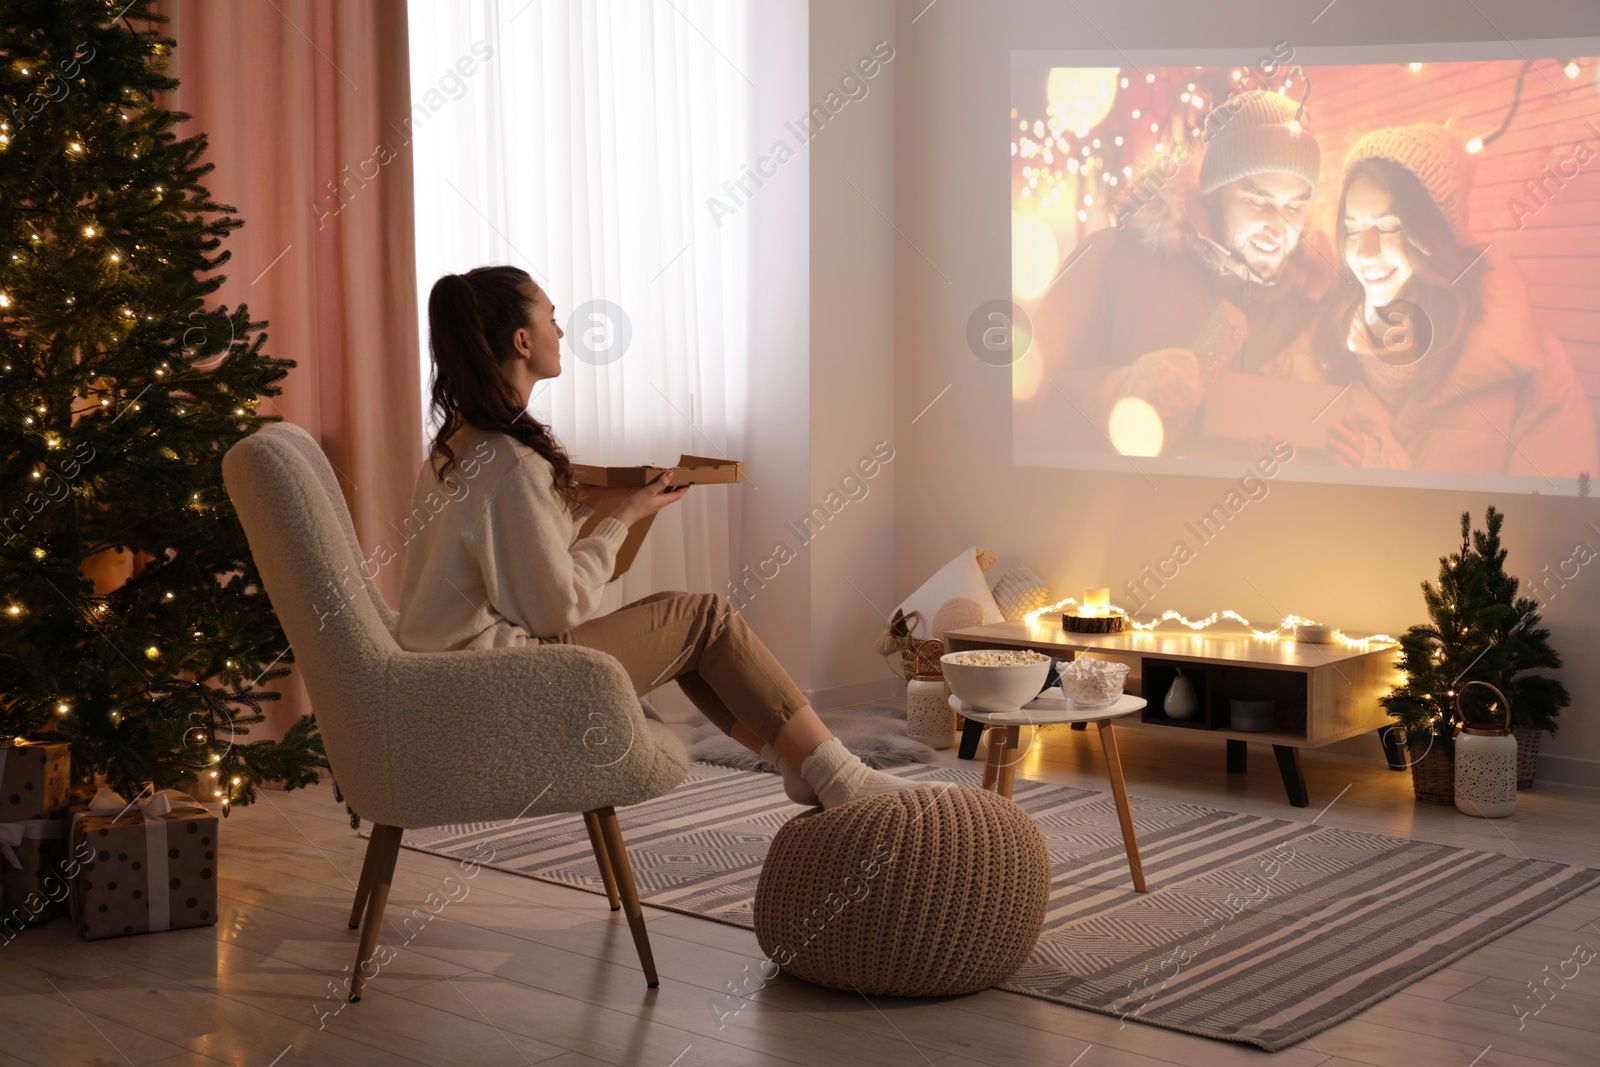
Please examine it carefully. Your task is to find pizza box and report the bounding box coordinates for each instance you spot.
[572,455,744,580]
[570,454,744,488]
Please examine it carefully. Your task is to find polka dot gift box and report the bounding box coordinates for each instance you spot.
[0,740,70,821]
[68,787,218,940]
[0,811,71,928]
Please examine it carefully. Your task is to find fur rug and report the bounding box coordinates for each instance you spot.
[686,704,938,771]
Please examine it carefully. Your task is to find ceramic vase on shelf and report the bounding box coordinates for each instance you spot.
[1454,682,1517,818]
[1163,669,1199,721]
[906,675,954,749]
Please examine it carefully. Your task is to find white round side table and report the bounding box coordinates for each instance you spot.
[951,687,1148,893]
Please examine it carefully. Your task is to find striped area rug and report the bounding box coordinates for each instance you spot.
[395,764,1600,1051]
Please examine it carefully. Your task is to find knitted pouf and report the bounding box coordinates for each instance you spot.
[752,785,1050,997]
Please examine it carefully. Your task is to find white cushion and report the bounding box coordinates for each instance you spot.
[991,562,1051,621]
[896,548,1005,641]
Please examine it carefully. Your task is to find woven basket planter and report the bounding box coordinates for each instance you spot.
[1407,737,1455,804]
[877,610,949,681]
[901,640,946,681]
[753,785,1050,997]
[1513,725,1543,790]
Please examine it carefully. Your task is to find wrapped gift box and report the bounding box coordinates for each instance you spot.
[0,812,71,928]
[0,740,70,821]
[69,789,218,940]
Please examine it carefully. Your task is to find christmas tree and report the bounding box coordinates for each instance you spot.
[1,0,322,809]
[1382,507,1568,758]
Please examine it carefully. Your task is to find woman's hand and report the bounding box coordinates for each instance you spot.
[614,469,689,527]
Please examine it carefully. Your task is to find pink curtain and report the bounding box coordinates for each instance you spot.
[153,0,421,741]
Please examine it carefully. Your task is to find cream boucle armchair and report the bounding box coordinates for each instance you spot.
[222,422,688,1000]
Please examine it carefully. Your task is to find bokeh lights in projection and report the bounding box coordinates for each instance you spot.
[1011,66,1237,400]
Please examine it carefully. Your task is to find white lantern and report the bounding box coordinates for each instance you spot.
[1453,681,1516,819]
[906,675,955,749]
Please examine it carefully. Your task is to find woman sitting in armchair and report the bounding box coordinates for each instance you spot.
[394,265,918,810]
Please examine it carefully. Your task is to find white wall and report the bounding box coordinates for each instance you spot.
[890,0,1600,784]
[734,1,816,689]
[808,0,900,707]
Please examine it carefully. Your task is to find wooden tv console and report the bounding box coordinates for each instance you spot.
[943,620,1400,807]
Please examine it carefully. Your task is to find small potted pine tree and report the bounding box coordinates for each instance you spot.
[1382,507,1568,803]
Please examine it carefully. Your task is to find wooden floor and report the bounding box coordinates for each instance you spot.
[3,713,1597,1067]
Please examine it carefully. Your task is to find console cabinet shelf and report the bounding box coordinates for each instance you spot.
[944,620,1399,807]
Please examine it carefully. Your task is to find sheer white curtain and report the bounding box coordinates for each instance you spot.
[407,0,751,611]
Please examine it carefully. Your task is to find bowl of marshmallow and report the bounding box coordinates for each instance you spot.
[1054,657,1131,708]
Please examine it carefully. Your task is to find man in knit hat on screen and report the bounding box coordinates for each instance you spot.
[1019,89,1334,459]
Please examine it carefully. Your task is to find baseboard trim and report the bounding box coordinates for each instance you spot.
[1536,753,1600,789]
[1320,738,1600,790]
[805,675,901,711]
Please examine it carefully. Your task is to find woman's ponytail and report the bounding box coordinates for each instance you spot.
[425,267,583,512]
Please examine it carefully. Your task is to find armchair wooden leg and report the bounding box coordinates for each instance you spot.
[349,824,403,1002]
[582,810,622,911]
[594,807,659,987]
[348,826,386,928]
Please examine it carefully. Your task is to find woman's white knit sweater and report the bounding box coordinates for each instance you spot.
[395,424,629,650]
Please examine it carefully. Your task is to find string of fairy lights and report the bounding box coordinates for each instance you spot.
[3,25,260,809]
[1023,595,1398,647]
[1013,67,1235,220]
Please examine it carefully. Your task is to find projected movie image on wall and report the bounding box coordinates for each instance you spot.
[1010,57,1600,491]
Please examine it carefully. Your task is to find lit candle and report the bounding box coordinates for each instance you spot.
[1084,588,1110,616]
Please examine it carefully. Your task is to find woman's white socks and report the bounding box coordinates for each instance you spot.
[762,744,820,807]
[799,738,917,810]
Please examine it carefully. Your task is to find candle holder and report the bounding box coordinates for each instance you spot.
[1061,606,1129,634]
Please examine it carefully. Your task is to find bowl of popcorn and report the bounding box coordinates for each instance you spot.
[1055,657,1130,708]
[939,648,1052,713]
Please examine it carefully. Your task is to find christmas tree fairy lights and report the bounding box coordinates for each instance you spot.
[1,0,323,809]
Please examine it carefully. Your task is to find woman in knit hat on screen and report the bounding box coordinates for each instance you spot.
[1296,123,1596,476]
